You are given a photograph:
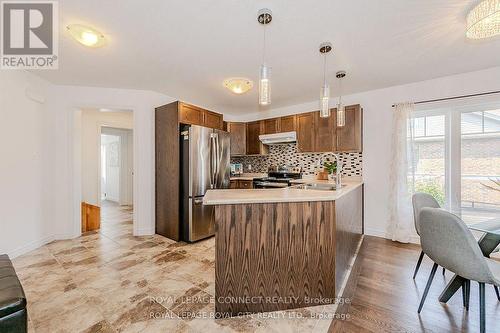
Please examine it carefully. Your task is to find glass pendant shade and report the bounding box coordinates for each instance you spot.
[466,0,500,39]
[337,103,346,127]
[319,84,330,118]
[259,65,271,105]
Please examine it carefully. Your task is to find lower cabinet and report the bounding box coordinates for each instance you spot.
[230,180,254,189]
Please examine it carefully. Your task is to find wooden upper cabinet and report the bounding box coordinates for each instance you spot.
[280,115,297,132]
[227,122,246,156]
[178,102,223,130]
[336,105,362,152]
[179,103,204,125]
[297,113,314,152]
[246,121,267,155]
[263,118,280,134]
[313,111,336,152]
[203,110,223,130]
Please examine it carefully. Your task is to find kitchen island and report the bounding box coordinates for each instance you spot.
[204,179,363,316]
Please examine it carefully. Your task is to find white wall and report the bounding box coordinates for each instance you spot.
[227,66,500,243]
[0,70,175,257]
[81,110,133,206]
[51,86,175,240]
[0,71,54,257]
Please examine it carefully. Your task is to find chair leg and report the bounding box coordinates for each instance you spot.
[494,285,500,301]
[413,251,425,279]
[464,280,470,311]
[442,267,445,275]
[418,263,438,313]
[462,281,466,308]
[479,282,485,333]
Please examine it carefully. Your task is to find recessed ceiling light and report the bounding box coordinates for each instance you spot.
[223,78,254,94]
[67,24,106,47]
[466,0,500,39]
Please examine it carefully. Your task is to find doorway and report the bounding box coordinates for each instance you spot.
[99,127,134,230]
[79,108,134,234]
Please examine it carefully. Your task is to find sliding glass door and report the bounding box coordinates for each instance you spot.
[409,104,500,224]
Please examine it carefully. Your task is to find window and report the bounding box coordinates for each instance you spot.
[409,106,500,224]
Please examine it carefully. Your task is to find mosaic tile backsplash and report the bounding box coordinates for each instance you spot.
[230,144,362,177]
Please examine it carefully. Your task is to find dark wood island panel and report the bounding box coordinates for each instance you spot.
[215,201,336,315]
[213,185,363,316]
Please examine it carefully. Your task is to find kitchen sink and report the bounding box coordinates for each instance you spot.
[293,183,345,191]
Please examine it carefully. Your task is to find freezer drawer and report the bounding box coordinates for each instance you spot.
[188,197,214,242]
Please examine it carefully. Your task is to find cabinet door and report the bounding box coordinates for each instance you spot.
[280,115,296,132]
[246,121,262,155]
[336,105,362,152]
[230,180,238,189]
[263,118,280,134]
[227,122,246,156]
[179,103,203,126]
[313,111,335,152]
[238,180,253,189]
[297,113,314,152]
[203,110,223,130]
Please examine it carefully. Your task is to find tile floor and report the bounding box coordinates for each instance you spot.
[13,203,338,333]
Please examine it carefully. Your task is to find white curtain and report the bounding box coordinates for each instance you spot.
[388,102,416,243]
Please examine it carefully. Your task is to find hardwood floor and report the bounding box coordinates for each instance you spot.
[330,236,500,333]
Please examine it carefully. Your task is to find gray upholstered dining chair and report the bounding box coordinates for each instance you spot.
[411,193,443,279]
[417,207,500,333]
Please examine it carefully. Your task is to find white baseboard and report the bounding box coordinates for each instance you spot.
[134,228,155,236]
[365,227,420,245]
[7,235,55,259]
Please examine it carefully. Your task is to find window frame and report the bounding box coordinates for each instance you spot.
[412,101,500,216]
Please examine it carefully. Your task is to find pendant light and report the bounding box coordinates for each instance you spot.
[319,42,332,118]
[257,8,272,106]
[336,71,346,127]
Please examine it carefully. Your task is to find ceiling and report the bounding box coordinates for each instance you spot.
[33,0,500,115]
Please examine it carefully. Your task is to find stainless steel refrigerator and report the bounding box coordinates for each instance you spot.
[180,125,230,242]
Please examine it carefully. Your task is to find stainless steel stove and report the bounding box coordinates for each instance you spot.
[253,169,302,189]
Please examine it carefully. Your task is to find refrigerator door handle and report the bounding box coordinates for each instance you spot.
[210,134,216,189]
[215,134,220,188]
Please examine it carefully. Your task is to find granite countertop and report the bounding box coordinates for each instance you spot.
[229,173,267,181]
[204,179,363,205]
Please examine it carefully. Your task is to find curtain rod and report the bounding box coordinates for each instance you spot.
[391,90,500,108]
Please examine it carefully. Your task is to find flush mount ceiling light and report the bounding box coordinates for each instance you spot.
[257,8,272,106]
[466,0,500,39]
[223,78,254,94]
[336,71,347,127]
[67,24,106,47]
[318,42,332,118]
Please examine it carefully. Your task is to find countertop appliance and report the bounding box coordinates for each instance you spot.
[253,168,302,189]
[230,163,243,176]
[180,125,230,242]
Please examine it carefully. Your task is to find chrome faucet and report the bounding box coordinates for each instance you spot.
[316,152,342,189]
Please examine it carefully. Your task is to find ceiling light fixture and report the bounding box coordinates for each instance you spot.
[257,8,272,106]
[466,0,500,39]
[67,24,106,47]
[223,78,253,94]
[336,71,347,127]
[319,42,332,118]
